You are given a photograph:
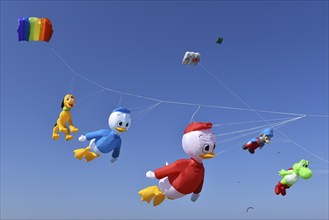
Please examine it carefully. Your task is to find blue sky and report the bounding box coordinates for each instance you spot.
[1,1,328,219]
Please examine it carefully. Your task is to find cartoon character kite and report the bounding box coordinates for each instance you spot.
[73,107,131,162]
[242,127,273,154]
[182,51,201,65]
[275,159,312,196]
[52,94,78,141]
[138,122,216,206]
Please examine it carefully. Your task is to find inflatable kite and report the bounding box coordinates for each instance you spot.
[73,107,131,163]
[52,94,78,141]
[216,37,223,44]
[138,122,216,206]
[242,127,273,154]
[275,159,312,196]
[17,17,53,42]
[246,207,254,213]
[182,51,201,65]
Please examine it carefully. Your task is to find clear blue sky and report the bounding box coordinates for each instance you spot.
[1,1,328,219]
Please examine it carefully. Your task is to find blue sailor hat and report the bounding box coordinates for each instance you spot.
[112,107,131,114]
[260,127,274,137]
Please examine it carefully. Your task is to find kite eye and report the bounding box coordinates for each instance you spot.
[202,144,210,153]
[126,123,129,127]
[213,144,216,150]
[118,121,123,126]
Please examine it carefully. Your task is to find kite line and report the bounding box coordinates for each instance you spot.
[199,56,328,163]
[49,45,328,164]
[50,46,308,117]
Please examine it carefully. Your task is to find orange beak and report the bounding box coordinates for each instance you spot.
[199,152,215,159]
[116,127,126,132]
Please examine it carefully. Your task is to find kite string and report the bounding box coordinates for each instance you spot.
[215,118,303,155]
[199,62,293,127]
[130,103,162,110]
[49,46,328,163]
[275,131,329,164]
[311,164,329,168]
[312,169,329,175]
[76,89,105,115]
[223,43,328,116]
[272,139,292,143]
[49,46,307,117]
[217,127,265,145]
[50,47,109,91]
[213,117,296,127]
[131,102,161,116]
[190,105,201,123]
[216,122,275,137]
[49,45,328,118]
[217,119,300,145]
[75,88,105,104]
[133,102,161,124]
[131,102,162,118]
[70,74,75,94]
[199,64,328,164]
[216,116,303,137]
[200,64,316,162]
[307,115,329,118]
[118,95,123,107]
[216,116,302,152]
[199,62,258,116]
[216,143,242,155]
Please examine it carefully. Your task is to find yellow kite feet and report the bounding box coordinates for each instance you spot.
[52,134,60,140]
[84,151,100,162]
[74,146,100,162]
[65,135,73,141]
[138,186,166,206]
[70,126,79,133]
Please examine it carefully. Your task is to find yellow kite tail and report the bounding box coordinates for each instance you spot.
[138,186,166,206]
[73,146,99,162]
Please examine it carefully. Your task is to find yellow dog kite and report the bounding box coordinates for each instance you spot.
[52,94,78,141]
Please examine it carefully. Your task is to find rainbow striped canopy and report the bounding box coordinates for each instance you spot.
[17,17,53,42]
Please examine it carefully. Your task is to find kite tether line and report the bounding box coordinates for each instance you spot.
[50,46,307,117]
[49,46,328,164]
[223,43,328,118]
[199,61,328,164]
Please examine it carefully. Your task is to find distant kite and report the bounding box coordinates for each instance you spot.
[182,51,201,65]
[17,17,53,42]
[242,127,273,154]
[246,207,254,213]
[275,159,312,196]
[216,37,223,44]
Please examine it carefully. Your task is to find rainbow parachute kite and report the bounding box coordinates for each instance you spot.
[17,17,53,42]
